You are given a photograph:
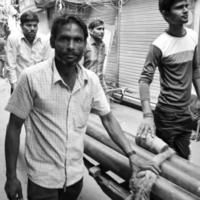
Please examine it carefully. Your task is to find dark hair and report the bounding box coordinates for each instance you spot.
[50,14,88,48]
[88,19,104,30]
[158,0,181,12]
[20,11,39,25]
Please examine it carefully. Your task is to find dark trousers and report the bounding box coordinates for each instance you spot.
[154,106,192,159]
[27,178,83,200]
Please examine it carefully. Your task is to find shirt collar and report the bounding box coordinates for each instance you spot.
[88,36,105,48]
[88,36,96,45]
[52,59,88,86]
[52,59,62,84]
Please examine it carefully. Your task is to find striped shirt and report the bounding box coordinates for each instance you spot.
[5,58,110,188]
[5,32,53,84]
[139,28,200,111]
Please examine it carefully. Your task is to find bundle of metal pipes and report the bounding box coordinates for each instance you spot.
[84,121,200,200]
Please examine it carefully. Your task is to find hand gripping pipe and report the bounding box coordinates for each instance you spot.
[86,121,200,198]
[84,135,200,200]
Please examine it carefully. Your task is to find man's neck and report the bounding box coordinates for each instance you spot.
[167,24,186,37]
[91,36,102,45]
[24,36,35,45]
[55,58,78,91]
[55,58,77,78]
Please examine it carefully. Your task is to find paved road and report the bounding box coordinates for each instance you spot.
[0,77,200,200]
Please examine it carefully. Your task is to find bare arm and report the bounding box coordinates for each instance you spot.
[138,82,155,137]
[193,46,200,100]
[5,113,24,200]
[137,45,161,137]
[100,112,160,174]
[100,112,133,156]
[193,78,200,99]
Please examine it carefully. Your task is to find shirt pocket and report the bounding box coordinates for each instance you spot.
[72,93,92,131]
[73,109,89,132]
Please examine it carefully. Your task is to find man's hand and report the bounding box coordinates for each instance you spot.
[196,99,200,110]
[129,155,160,175]
[5,177,23,200]
[137,116,155,139]
[128,155,160,192]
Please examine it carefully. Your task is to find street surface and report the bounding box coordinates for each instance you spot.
[0,77,200,200]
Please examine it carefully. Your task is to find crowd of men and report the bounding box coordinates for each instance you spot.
[2,0,200,200]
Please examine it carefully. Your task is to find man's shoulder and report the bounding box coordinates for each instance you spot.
[24,58,53,77]
[185,28,198,44]
[80,64,99,81]
[7,32,21,43]
[87,36,93,43]
[85,37,93,49]
[152,32,169,49]
[186,27,197,36]
[37,32,49,40]
[36,33,50,44]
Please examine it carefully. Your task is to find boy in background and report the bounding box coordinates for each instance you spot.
[138,0,200,159]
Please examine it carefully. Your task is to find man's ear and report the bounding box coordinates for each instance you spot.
[161,10,169,20]
[50,36,55,48]
[88,28,93,35]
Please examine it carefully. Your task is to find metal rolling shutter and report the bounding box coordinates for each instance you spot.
[119,0,167,103]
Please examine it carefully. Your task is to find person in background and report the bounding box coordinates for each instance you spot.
[0,20,10,78]
[4,14,159,200]
[5,10,52,92]
[137,0,200,159]
[83,19,107,92]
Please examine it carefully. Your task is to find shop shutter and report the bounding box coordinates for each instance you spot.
[119,0,167,103]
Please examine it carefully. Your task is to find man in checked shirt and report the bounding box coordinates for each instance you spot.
[83,19,108,92]
[5,10,52,93]
[4,14,159,200]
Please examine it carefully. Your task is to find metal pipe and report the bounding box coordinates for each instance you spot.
[84,135,200,200]
[84,157,130,200]
[86,121,200,177]
[86,122,200,197]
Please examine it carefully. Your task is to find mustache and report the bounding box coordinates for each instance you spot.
[63,50,77,55]
[28,30,36,34]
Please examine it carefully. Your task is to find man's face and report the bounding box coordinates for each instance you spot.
[21,21,38,43]
[90,25,104,40]
[165,0,189,25]
[54,22,86,65]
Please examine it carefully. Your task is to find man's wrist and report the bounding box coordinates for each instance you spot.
[6,173,17,180]
[128,153,138,172]
[143,112,153,118]
[126,150,136,158]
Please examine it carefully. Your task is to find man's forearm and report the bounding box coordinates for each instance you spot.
[141,100,153,117]
[6,67,17,85]
[101,114,138,171]
[139,81,153,116]
[5,42,18,85]
[100,112,135,157]
[193,78,200,100]
[5,123,21,179]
